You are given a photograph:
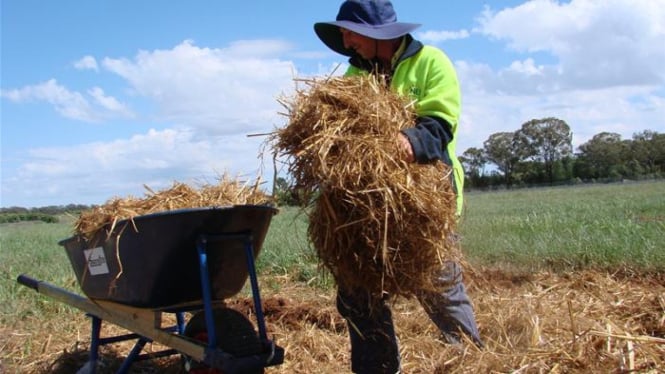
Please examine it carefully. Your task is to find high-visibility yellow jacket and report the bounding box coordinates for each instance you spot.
[344,35,465,215]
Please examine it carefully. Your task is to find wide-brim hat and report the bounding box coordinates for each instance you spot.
[314,0,421,56]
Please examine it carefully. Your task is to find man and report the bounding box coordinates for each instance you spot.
[314,1,483,372]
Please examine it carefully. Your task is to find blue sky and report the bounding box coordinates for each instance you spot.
[2,0,664,208]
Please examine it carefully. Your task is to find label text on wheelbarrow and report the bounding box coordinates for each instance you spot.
[84,247,110,275]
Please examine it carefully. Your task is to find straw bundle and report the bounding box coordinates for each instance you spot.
[74,173,271,240]
[271,75,460,298]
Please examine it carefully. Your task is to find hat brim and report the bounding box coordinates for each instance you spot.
[314,21,420,57]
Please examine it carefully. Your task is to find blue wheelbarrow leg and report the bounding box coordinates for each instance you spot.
[196,235,218,349]
[196,233,269,346]
[78,314,149,374]
[76,315,102,374]
[243,234,268,341]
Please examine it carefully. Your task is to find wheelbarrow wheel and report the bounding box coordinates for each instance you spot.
[183,307,265,374]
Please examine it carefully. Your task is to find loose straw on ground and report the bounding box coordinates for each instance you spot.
[8,269,664,373]
[270,75,461,298]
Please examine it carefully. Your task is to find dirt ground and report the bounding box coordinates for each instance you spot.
[2,268,664,373]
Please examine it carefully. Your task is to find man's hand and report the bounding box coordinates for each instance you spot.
[397,133,415,162]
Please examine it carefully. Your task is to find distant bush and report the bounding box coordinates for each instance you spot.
[0,213,58,224]
[1,204,91,216]
[0,204,92,224]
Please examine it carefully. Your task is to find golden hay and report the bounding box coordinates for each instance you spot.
[271,75,460,298]
[74,173,271,240]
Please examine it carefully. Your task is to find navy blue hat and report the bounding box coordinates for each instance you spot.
[314,0,421,56]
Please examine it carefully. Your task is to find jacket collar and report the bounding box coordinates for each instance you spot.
[348,34,424,74]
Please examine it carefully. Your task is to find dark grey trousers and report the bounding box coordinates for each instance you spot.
[336,261,482,373]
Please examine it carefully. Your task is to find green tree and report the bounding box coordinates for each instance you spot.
[576,132,628,179]
[655,132,665,172]
[630,130,663,175]
[514,117,573,184]
[460,147,487,188]
[483,132,520,187]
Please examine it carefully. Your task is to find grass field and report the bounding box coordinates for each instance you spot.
[256,180,665,278]
[458,181,665,271]
[1,181,663,373]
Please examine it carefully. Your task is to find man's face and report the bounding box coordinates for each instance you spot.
[340,28,377,59]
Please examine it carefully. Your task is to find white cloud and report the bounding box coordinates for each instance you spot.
[416,29,470,43]
[88,87,134,117]
[0,79,134,122]
[101,39,298,136]
[1,79,99,122]
[477,0,665,90]
[74,55,99,71]
[508,58,544,76]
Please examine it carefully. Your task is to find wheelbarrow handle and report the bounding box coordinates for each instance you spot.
[17,274,40,291]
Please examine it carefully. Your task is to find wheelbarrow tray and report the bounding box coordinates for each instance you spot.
[60,205,278,308]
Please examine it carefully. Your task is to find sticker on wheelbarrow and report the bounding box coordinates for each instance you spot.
[84,247,110,275]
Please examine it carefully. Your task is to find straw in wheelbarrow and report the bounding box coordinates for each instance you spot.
[74,173,271,241]
[270,75,461,299]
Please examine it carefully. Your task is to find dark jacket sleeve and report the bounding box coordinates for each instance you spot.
[401,115,453,165]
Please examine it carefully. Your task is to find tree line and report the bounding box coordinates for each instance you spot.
[459,117,664,189]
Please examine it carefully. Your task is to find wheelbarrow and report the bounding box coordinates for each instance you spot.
[17,205,285,373]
